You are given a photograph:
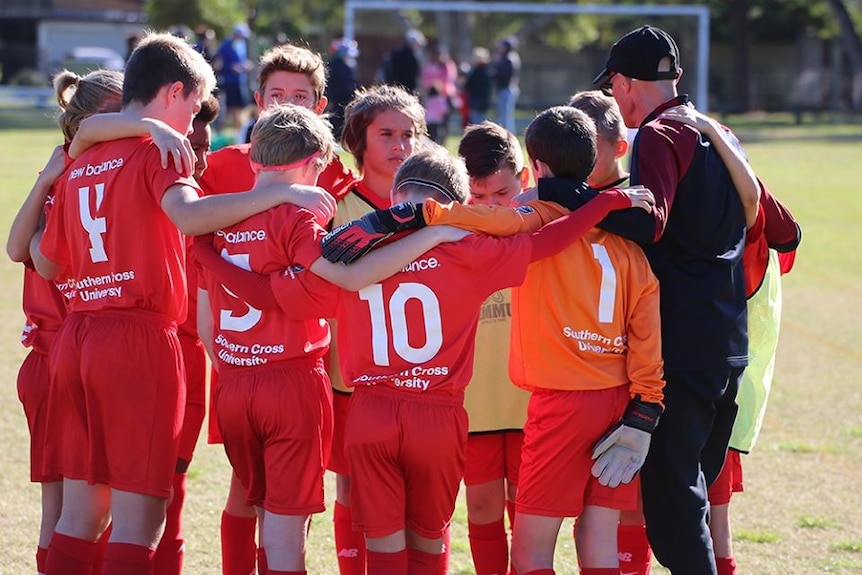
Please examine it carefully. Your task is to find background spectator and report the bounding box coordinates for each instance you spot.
[326,38,359,140]
[493,37,520,132]
[464,47,493,125]
[213,23,253,131]
[381,29,425,94]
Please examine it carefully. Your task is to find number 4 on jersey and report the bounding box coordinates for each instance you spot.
[78,183,107,263]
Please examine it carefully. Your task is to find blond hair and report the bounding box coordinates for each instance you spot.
[250,104,335,169]
[53,69,123,142]
[568,90,626,145]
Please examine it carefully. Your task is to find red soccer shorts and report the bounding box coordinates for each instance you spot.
[217,359,333,515]
[46,310,185,498]
[516,385,638,517]
[177,334,207,463]
[464,430,524,487]
[17,349,62,483]
[345,387,468,539]
[327,389,353,475]
[707,449,744,505]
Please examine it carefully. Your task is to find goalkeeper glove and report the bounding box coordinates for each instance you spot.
[321,201,426,264]
[590,397,662,488]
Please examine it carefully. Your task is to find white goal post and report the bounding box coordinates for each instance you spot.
[344,0,711,111]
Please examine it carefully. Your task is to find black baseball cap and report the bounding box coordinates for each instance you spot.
[593,25,681,88]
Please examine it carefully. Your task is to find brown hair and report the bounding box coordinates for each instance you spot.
[568,90,626,145]
[53,69,124,142]
[258,44,327,102]
[524,106,596,181]
[122,31,216,106]
[250,104,335,169]
[341,84,427,172]
[195,94,221,125]
[394,145,469,204]
[457,121,524,179]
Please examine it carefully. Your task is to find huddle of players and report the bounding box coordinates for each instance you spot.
[9,27,797,575]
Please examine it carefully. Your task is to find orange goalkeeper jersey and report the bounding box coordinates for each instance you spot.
[423,198,665,405]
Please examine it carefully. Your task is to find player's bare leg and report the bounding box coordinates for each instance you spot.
[53,480,111,541]
[39,480,63,545]
[109,489,167,548]
[466,478,506,523]
[260,511,309,572]
[467,478,510,575]
[709,503,734,558]
[510,512,563,573]
[575,505,621,569]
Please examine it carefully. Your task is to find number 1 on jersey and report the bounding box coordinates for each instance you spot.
[591,243,616,323]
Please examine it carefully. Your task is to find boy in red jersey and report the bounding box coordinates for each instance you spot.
[196,105,459,575]
[456,121,531,575]
[192,143,654,575]
[328,83,428,575]
[6,68,123,575]
[322,106,665,575]
[35,33,313,575]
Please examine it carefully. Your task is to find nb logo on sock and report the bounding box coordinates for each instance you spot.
[338,548,359,558]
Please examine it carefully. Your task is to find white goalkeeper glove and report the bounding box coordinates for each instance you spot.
[591,397,662,488]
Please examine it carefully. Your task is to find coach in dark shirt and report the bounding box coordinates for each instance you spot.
[541,26,748,574]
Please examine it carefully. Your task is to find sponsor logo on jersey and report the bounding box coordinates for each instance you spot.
[281,265,305,280]
[216,229,267,244]
[69,157,124,180]
[515,205,535,215]
[401,256,439,273]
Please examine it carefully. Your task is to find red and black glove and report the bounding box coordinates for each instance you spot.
[321,202,426,264]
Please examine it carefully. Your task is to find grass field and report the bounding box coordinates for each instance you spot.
[0,110,860,574]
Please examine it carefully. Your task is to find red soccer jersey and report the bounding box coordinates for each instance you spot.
[269,234,532,399]
[40,137,198,321]
[21,180,76,352]
[202,204,330,369]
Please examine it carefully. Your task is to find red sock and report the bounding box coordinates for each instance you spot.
[580,569,619,575]
[367,549,407,575]
[220,511,257,575]
[333,502,366,574]
[522,570,555,575]
[154,473,187,575]
[618,524,652,575]
[102,542,156,575]
[407,548,440,575]
[468,520,509,575]
[92,523,112,575]
[257,547,268,575]
[437,525,451,575]
[45,533,98,575]
[716,556,737,575]
[37,546,49,573]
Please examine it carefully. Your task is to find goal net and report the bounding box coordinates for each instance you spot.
[343,0,710,113]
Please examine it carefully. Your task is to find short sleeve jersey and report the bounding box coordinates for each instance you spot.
[202,204,330,369]
[272,234,532,399]
[40,137,197,321]
[21,180,76,352]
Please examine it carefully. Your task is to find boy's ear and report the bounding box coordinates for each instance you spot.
[166,81,186,105]
[253,91,264,110]
[531,157,550,179]
[517,166,530,190]
[615,138,629,160]
[314,95,329,115]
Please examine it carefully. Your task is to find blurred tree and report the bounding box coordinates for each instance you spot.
[146,0,245,37]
